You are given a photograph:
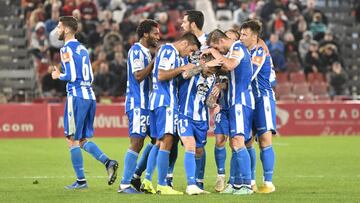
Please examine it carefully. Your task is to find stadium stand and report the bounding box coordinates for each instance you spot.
[0,0,359,103]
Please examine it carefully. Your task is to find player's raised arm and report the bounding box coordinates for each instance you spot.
[159,63,195,81]
[134,59,155,82]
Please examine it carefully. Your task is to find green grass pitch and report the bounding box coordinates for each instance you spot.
[0,136,359,203]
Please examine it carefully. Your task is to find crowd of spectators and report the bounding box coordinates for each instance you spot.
[21,0,357,101]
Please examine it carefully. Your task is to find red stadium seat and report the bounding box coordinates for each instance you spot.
[275,82,292,97]
[290,72,306,84]
[307,72,325,84]
[311,82,328,95]
[315,94,331,101]
[276,72,289,84]
[293,83,309,95]
[297,93,315,102]
[279,94,297,101]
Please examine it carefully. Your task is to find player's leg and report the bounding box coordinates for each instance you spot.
[141,111,158,194]
[132,137,156,191]
[166,134,179,188]
[229,104,253,195]
[64,96,87,189]
[80,99,118,186]
[214,110,229,192]
[118,108,148,193]
[156,107,182,194]
[245,134,257,191]
[194,120,209,191]
[256,97,276,193]
[195,147,205,189]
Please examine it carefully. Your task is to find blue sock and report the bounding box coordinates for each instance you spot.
[184,151,196,185]
[195,156,201,181]
[134,143,153,177]
[260,145,275,182]
[145,145,159,181]
[234,147,251,186]
[120,150,139,184]
[247,146,256,181]
[215,146,226,175]
[82,141,109,164]
[157,150,170,186]
[198,149,206,181]
[229,151,236,185]
[70,146,85,180]
[168,138,179,175]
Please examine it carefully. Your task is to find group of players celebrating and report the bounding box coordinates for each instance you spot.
[52,10,276,196]
[118,10,277,195]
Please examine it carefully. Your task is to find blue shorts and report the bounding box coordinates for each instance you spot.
[253,96,277,137]
[64,96,96,141]
[214,109,230,136]
[178,114,209,148]
[229,104,253,141]
[150,106,178,140]
[127,108,150,138]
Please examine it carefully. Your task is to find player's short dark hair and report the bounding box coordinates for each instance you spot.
[179,32,201,49]
[136,19,158,38]
[240,19,262,37]
[225,29,240,39]
[185,10,204,30]
[59,16,78,32]
[206,29,228,45]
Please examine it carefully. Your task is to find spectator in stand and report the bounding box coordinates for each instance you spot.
[72,9,82,21]
[103,31,122,57]
[92,50,107,74]
[88,22,106,49]
[75,22,88,46]
[156,11,177,42]
[28,5,46,31]
[266,33,286,71]
[328,61,349,97]
[319,31,340,53]
[291,14,307,42]
[233,1,250,24]
[62,0,77,16]
[45,4,60,34]
[310,11,327,41]
[270,8,288,36]
[107,41,124,61]
[110,0,127,23]
[302,0,327,25]
[119,10,137,40]
[298,31,314,63]
[304,40,321,75]
[109,52,127,96]
[260,0,282,21]
[284,32,301,72]
[78,0,98,21]
[30,22,49,62]
[93,61,120,97]
[42,65,66,98]
[319,44,342,74]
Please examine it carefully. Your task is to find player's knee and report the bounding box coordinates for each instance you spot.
[67,136,79,148]
[160,134,173,150]
[181,136,195,152]
[79,138,88,148]
[195,147,204,158]
[230,135,245,151]
[130,137,144,153]
[215,135,227,148]
[245,136,254,148]
[259,131,272,148]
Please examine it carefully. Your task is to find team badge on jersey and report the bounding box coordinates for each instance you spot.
[62,52,70,62]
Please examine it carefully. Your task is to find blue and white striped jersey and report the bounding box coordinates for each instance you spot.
[228,41,254,109]
[125,42,152,112]
[149,43,181,110]
[178,73,216,121]
[59,39,95,100]
[250,46,276,101]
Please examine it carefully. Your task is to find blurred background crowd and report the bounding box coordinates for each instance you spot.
[0,0,359,103]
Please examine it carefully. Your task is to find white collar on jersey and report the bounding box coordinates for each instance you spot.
[135,42,150,53]
[166,43,179,55]
[64,38,78,46]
